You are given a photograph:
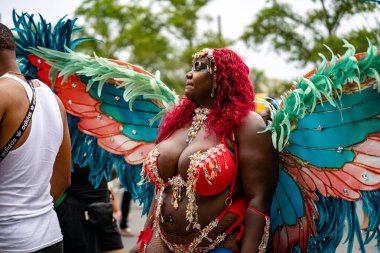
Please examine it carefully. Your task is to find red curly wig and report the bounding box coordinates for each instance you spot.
[156,48,255,143]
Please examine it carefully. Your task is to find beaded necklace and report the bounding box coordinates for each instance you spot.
[186,107,210,144]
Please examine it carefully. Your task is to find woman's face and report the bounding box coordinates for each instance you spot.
[185,56,213,107]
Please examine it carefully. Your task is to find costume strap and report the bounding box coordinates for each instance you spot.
[137,226,153,253]
[225,132,238,206]
[137,205,157,253]
[247,205,270,253]
[54,192,68,209]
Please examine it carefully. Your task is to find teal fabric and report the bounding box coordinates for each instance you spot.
[121,125,157,142]
[298,93,380,129]
[284,147,355,169]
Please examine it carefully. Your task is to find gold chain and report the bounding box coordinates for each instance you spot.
[7,71,24,77]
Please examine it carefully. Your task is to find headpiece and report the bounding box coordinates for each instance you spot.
[192,48,218,97]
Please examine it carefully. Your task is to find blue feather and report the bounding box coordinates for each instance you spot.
[12,10,92,79]
[272,168,380,252]
[301,191,380,253]
[361,191,380,246]
[14,11,153,215]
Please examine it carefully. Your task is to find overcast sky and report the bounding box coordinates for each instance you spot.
[1,0,379,81]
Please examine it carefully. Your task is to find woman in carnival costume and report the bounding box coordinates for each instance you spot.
[13,11,380,253]
[130,48,279,253]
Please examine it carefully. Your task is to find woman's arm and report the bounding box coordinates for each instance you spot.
[237,112,279,253]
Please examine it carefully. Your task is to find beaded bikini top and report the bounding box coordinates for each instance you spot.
[140,134,238,230]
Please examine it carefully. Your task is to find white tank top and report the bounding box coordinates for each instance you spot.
[0,74,63,252]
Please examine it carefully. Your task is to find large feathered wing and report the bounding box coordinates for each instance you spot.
[26,49,177,164]
[12,11,179,214]
[265,42,380,252]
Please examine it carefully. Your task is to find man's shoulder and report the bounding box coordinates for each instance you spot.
[0,78,29,107]
[0,78,26,94]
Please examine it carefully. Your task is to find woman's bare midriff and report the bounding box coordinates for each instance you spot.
[159,183,242,237]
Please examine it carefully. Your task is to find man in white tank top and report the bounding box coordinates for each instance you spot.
[0,23,71,253]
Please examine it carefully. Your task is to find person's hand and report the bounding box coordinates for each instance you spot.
[113,210,122,222]
[128,243,140,253]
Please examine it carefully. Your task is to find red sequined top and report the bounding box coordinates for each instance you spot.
[143,135,237,196]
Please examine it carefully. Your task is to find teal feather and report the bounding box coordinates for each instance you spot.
[263,41,379,151]
[87,80,161,113]
[26,46,178,124]
[12,10,92,79]
[292,192,378,253]
[13,11,156,216]
[361,191,380,246]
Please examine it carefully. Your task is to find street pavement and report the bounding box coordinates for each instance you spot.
[116,190,379,253]
[115,189,144,252]
[120,201,144,252]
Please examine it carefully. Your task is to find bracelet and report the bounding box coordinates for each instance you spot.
[247,205,270,253]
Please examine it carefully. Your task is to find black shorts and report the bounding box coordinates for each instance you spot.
[55,195,123,253]
[32,241,63,253]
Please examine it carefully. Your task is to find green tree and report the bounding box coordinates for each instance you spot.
[250,68,267,93]
[156,0,230,92]
[74,0,229,94]
[250,68,291,97]
[242,0,380,65]
[75,0,171,69]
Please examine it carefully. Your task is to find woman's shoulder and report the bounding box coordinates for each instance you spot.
[236,111,267,137]
[235,111,276,156]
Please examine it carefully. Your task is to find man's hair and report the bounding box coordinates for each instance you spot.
[0,23,15,51]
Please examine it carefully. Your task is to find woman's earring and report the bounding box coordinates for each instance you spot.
[211,66,217,98]
[211,75,217,98]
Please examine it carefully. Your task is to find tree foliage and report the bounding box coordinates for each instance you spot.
[251,68,291,96]
[242,0,380,65]
[75,0,171,68]
[74,0,229,93]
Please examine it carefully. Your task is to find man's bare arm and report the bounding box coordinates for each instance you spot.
[50,95,71,202]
